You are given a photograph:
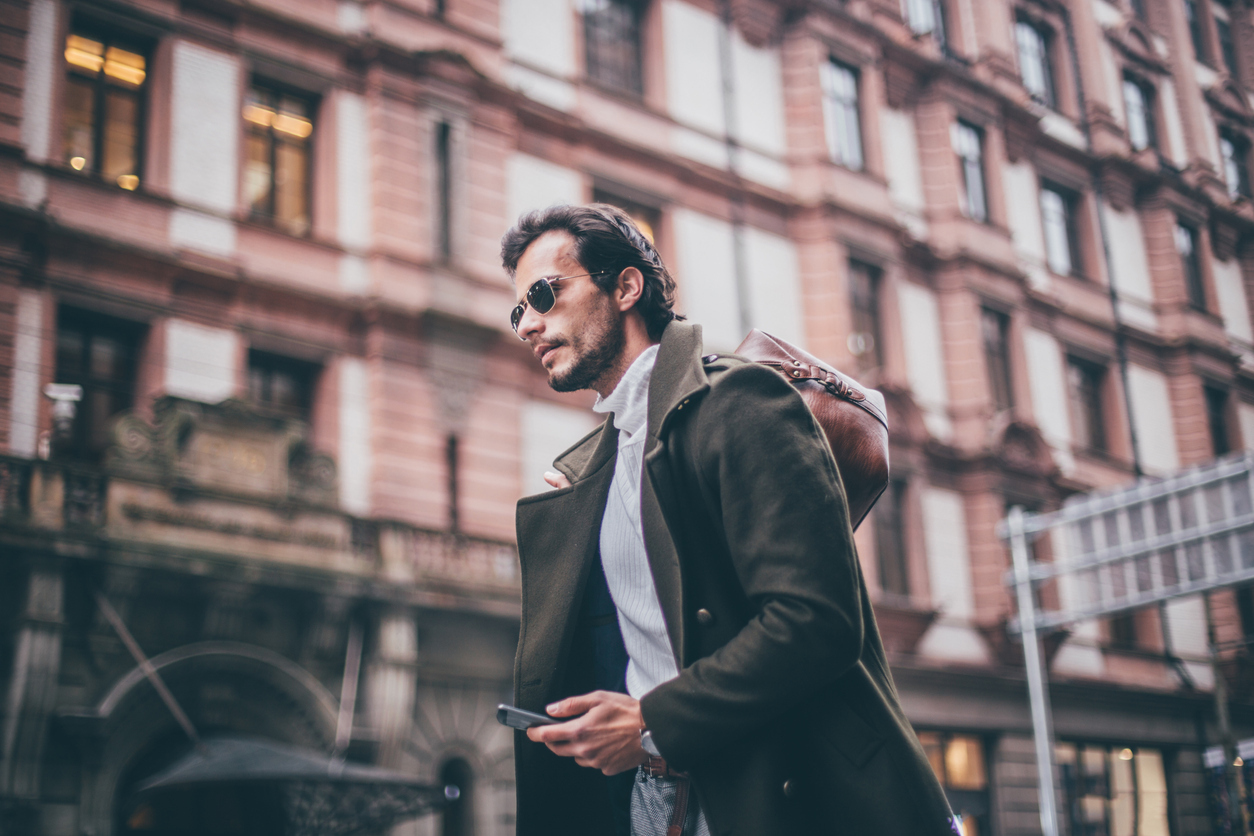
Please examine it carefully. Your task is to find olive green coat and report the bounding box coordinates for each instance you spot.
[513,322,956,836]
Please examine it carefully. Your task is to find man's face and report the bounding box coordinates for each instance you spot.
[513,230,625,393]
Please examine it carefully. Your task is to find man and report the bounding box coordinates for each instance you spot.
[502,204,956,836]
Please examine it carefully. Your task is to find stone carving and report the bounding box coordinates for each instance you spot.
[108,397,337,507]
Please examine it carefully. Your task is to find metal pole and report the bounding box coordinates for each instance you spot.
[334,619,364,757]
[1008,506,1061,836]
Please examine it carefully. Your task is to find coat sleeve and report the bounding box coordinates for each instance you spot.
[638,362,865,769]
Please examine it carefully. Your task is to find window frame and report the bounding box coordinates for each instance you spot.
[1039,181,1083,278]
[952,120,988,223]
[903,0,948,50]
[1056,742,1173,836]
[246,349,320,422]
[1066,355,1108,454]
[1122,73,1157,153]
[1015,18,1056,109]
[847,259,884,376]
[1204,384,1231,457]
[582,0,645,98]
[821,58,865,171]
[242,80,318,236]
[980,307,1015,412]
[61,22,152,190]
[1219,130,1252,200]
[1174,219,1206,311]
[874,477,910,599]
[54,306,146,462]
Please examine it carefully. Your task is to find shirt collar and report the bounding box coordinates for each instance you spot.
[593,344,660,443]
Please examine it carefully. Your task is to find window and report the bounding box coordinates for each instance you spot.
[62,27,148,190]
[1220,132,1252,199]
[1122,76,1156,152]
[1185,0,1207,61]
[1205,385,1231,457]
[1067,357,1107,453]
[1109,611,1137,649]
[592,188,660,245]
[847,261,883,376]
[435,120,453,260]
[1213,2,1239,77]
[919,732,989,836]
[821,60,864,170]
[952,122,987,222]
[1040,183,1082,277]
[904,0,947,48]
[446,433,460,532]
[1057,743,1170,836]
[55,307,145,461]
[583,0,644,96]
[981,308,1014,411]
[1175,220,1206,309]
[247,350,318,420]
[439,758,474,836]
[874,479,909,598]
[243,84,315,235]
[1016,21,1056,108]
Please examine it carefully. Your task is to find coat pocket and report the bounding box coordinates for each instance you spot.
[819,700,884,768]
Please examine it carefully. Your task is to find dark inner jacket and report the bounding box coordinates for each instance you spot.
[513,322,957,836]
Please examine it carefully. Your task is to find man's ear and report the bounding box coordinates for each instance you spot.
[615,267,644,312]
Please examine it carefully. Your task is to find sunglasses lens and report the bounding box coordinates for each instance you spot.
[510,305,524,332]
[527,279,557,314]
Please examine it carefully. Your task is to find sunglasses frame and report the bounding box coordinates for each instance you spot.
[511,271,608,339]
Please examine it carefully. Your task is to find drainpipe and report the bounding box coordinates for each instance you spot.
[718,0,752,337]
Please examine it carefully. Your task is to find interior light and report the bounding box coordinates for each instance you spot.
[103,46,146,86]
[117,174,139,190]
[70,156,86,170]
[65,34,104,73]
[1237,757,1245,767]
[244,104,275,127]
[273,113,313,138]
[1119,748,1134,761]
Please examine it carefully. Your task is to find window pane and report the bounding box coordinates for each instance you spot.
[919,731,945,783]
[1123,79,1150,151]
[584,0,643,95]
[953,123,986,222]
[1041,188,1072,275]
[1216,17,1238,77]
[64,76,96,170]
[1016,22,1053,106]
[102,87,139,184]
[245,132,273,216]
[848,260,882,374]
[945,735,987,790]
[1175,222,1205,309]
[65,34,104,75]
[245,85,314,232]
[1135,749,1169,836]
[822,61,863,170]
[1185,0,1206,60]
[103,45,146,87]
[275,141,310,235]
[1110,749,1135,836]
[981,308,1013,410]
[875,479,909,596]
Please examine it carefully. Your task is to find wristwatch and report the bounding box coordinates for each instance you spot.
[640,728,661,757]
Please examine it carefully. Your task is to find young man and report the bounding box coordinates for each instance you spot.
[502,204,956,836]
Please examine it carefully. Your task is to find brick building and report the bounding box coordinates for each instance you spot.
[2,0,1254,834]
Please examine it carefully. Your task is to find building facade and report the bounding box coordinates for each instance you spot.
[1,0,1254,834]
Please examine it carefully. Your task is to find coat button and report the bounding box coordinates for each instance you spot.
[782,779,796,797]
[696,608,714,626]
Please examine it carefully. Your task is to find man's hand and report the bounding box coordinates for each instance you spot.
[526,691,651,775]
[543,470,572,490]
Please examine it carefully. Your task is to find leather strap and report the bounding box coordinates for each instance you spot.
[667,775,690,836]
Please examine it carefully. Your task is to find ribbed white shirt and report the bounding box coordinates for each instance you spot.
[592,344,678,699]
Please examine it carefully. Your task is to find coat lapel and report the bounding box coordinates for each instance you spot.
[642,323,710,667]
[514,419,619,708]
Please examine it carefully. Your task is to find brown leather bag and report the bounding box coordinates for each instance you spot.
[727,330,890,530]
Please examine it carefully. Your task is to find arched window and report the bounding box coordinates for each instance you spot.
[439,757,475,836]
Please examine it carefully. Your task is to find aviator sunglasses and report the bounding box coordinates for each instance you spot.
[510,271,608,339]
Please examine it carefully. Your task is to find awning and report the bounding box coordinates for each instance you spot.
[137,737,450,836]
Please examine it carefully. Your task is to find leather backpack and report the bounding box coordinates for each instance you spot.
[721,330,890,530]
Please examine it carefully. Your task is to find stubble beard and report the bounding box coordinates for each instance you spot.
[547,302,626,393]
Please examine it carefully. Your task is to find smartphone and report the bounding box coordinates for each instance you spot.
[497,703,560,730]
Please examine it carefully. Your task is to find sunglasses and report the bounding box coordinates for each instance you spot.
[510,272,607,339]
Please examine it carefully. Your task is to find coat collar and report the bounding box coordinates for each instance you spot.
[645,321,708,450]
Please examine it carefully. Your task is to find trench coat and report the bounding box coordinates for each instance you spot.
[513,321,958,836]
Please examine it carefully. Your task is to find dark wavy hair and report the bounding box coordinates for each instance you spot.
[500,203,683,340]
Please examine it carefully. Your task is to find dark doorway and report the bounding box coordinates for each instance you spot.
[439,757,474,836]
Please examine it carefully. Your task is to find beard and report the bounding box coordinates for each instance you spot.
[547,300,626,393]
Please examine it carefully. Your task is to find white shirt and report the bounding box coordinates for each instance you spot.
[592,344,679,699]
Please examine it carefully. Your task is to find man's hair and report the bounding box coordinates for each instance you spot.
[500,203,683,340]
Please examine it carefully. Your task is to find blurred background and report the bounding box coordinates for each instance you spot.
[0,0,1253,834]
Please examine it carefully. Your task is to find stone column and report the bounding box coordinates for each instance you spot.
[1,564,65,799]
[364,607,417,767]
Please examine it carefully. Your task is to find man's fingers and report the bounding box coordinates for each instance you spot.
[547,691,600,716]
[543,470,572,489]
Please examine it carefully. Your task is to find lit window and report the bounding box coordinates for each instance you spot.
[1040,183,1081,277]
[1175,220,1206,309]
[919,732,988,836]
[821,60,864,170]
[1122,76,1156,152]
[847,260,883,376]
[981,308,1013,411]
[952,121,987,222]
[244,84,315,235]
[1057,743,1170,836]
[62,28,147,190]
[1015,21,1055,108]
[583,0,644,96]
[591,188,660,246]
[1067,356,1107,453]
[1220,132,1252,200]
